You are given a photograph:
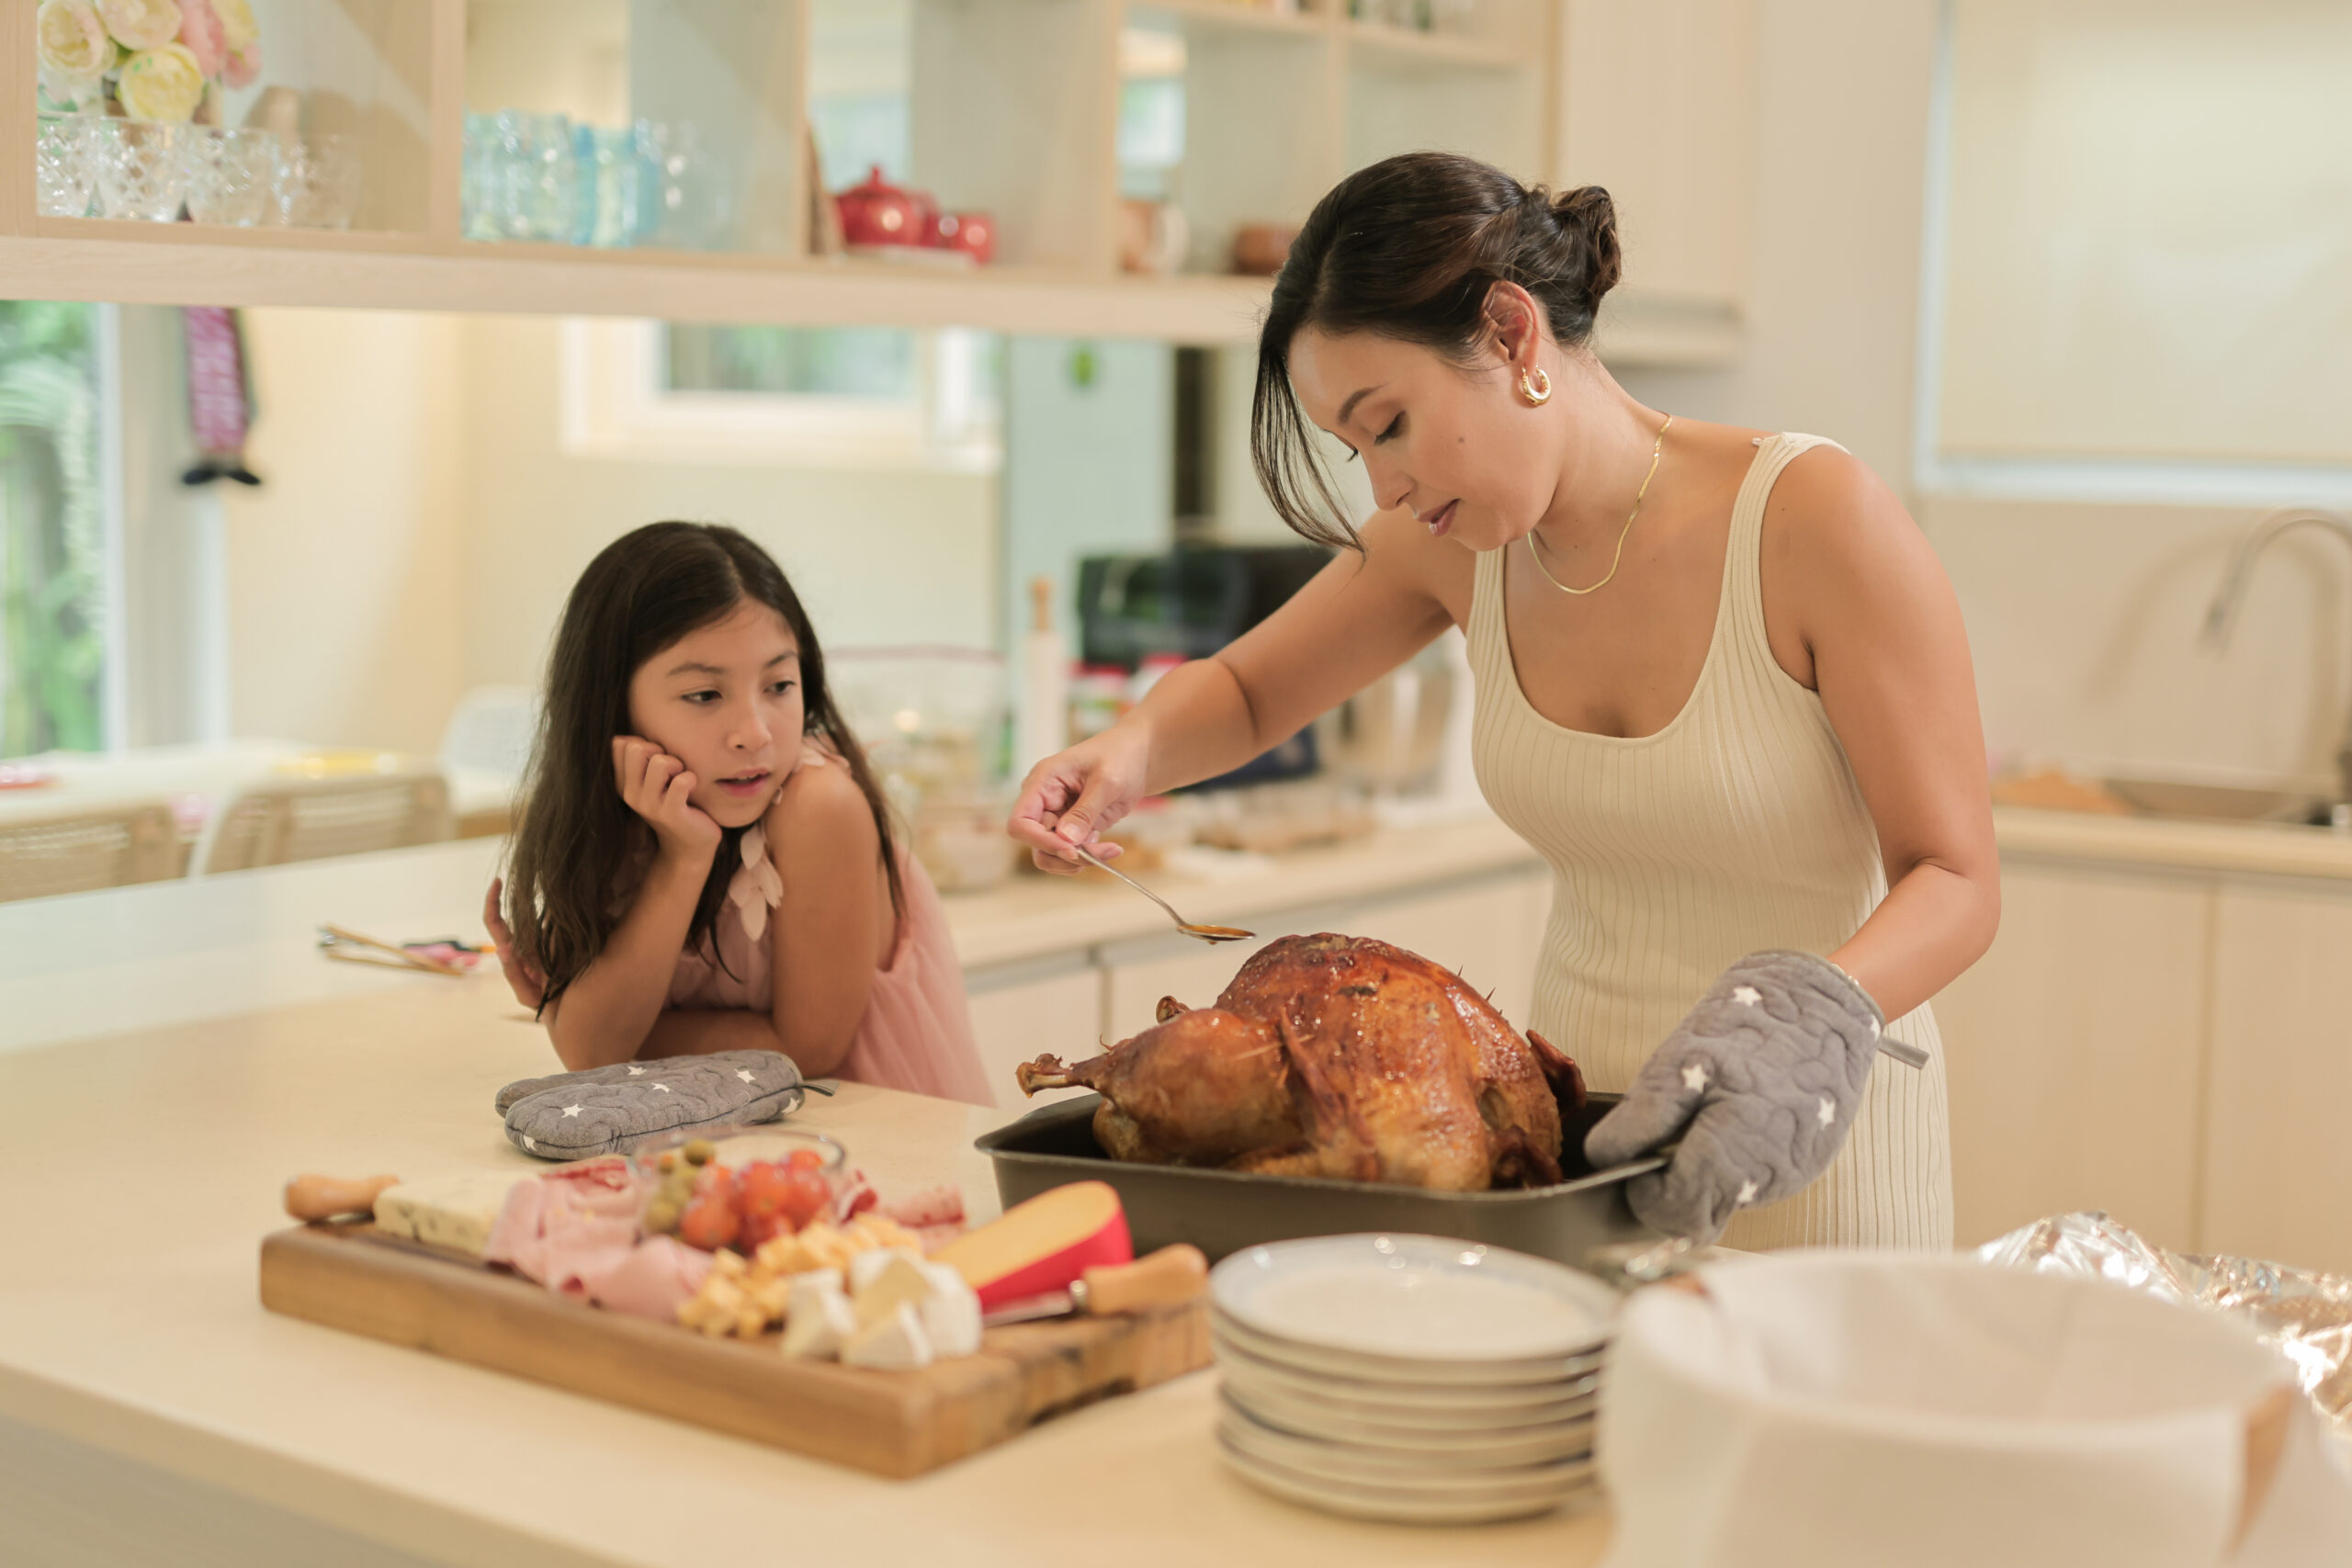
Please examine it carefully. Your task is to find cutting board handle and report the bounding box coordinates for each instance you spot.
[1082,1245,1208,1314]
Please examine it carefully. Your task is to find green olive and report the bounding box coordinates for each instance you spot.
[683,1139,716,1166]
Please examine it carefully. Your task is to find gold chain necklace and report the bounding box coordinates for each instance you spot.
[1525,414,1674,596]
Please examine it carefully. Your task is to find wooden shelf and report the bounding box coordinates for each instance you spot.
[0,0,1745,363]
[1128,0,1332,39]
[0,227,1275,340]
[1343,21,1528,71]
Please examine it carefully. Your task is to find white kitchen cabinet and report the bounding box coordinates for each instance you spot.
[1097,866,1553,1045]
[961,953,1104,1111]
[2201,879,2352,1274]
[1932,858,2212,1252]
[1554,0,1756,363]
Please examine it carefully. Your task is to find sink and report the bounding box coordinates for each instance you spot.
[2098,778,2339,827]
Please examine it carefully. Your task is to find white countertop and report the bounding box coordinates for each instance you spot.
[0,951,1612,1566]
[0,814,1546,1055]
[1992,805,2352,882]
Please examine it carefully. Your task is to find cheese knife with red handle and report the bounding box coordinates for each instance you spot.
[980,1244,1209,1326]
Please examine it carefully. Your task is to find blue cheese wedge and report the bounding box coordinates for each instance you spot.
[372,1172,528,1257]
[842,1301,933,1371]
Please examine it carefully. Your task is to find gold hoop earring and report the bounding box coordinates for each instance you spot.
[1519,365,1552,406]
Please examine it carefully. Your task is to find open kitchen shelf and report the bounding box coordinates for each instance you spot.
[0,0,1736,359]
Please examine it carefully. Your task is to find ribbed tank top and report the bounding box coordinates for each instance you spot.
[1469,433,1952,1250]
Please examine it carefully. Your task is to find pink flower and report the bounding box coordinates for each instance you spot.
[175,0,225,76]
[96,0,181,52]
[222,39,258,89]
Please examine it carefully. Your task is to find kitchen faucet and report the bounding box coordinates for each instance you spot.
[2201,507,2352,826]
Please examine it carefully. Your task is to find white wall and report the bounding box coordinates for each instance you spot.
[1614,0,2340,792]
[219,310,999,758]
[221,309,468,757]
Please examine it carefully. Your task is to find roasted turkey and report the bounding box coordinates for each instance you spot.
[1015,933,1586,1191]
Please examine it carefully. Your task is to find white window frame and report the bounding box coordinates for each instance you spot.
[1910,0,2352,510]
[559,317,1001,474]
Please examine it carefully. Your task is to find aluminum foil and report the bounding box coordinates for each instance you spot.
[1981,1211,2352,1440]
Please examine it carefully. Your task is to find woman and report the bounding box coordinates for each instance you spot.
[1010,153,1997,1250]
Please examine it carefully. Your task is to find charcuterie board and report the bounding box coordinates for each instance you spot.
[258,1223,1211,1479]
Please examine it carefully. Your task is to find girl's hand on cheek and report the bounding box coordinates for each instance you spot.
[612,735,722,863]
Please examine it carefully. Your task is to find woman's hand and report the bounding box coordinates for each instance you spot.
[1583,951,1891,1244]
[1008,727,1153,874]
[482,878,546,1011]
[612,735,720,863]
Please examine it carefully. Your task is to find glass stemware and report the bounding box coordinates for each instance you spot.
[94,120,198,222]
[271,133,363,230]
[34,113,101,218]
[186,127,275,226]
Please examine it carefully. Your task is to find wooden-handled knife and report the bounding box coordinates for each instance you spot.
[980,1244,1209,1326]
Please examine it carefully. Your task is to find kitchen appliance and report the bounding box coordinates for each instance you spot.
[1075,545,1331,789]
[975,1091,1662,1269]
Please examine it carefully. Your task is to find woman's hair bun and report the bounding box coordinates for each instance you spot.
[1547,185,1621,304]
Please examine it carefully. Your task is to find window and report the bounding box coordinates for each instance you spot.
[0,301,107,757]
[1917,0,2352,503]
[560,319,1001,471]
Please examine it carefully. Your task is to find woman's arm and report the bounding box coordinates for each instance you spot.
[1767,449,2000,1021]
[1012,509,1457,865]
[543,739,723,1070]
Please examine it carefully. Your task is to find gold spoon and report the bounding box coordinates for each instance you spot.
[1068,842,1253,944]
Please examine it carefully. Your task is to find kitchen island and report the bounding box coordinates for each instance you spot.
[0,821,1606,1567]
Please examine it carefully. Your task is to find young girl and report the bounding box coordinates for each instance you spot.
[484,521,994,1107]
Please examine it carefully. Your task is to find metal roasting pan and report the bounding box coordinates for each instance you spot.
[975,1092,1667,1274]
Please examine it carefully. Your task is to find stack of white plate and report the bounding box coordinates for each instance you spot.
[1208,1234,1616,1525]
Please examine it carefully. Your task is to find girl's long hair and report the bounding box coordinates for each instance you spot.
[502,521,904,1011]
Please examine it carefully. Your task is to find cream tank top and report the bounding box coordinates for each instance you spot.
[1469,433,1952,1251]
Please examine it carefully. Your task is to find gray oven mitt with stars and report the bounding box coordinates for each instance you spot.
[495,1049,808,1161]
[1584,951,1888,1245]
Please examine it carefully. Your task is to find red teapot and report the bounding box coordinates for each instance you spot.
[836,165,930,248]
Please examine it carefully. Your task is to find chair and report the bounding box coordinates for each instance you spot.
[438,685,539,839]
[0,799,182,903]
[197,772,455,875]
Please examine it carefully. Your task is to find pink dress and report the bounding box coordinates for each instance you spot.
[663,758,994,1108]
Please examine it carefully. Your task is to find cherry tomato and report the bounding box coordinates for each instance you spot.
[677,1193,740,1251]
[786,1147,826,1173]
[738,1210,787,1251]
[780,1168,833,1229]
[737,1162,794,1221]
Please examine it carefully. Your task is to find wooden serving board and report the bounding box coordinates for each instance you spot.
[259,1224,1211,1479]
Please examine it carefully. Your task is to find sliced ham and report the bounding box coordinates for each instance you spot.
[881,1185,966,1231]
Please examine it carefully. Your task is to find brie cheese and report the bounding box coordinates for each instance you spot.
[916,1262,983,1358]
[780,1285,856,1360]
[842,1301,933,1371]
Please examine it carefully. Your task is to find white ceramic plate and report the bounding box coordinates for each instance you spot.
[1212,1305,1610,1387]
[1212,1327,1602,1420]
[1216,1403,1599,1495]
[1213,1235,1618,1361]
[1220,1383,1596,1465]
[1217,1359,1600,1435]
[1216,1434,1598,1527]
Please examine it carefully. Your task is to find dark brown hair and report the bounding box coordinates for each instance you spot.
[1251,152,1622,548]
[502,522,904,1011]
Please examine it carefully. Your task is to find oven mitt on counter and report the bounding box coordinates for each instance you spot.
[1584,951,1887,1246]
[497,1049,807,1161]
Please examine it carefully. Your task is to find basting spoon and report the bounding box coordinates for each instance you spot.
[1068,841,1253,944]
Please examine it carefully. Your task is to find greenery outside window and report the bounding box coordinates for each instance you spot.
[0,301,107,758]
